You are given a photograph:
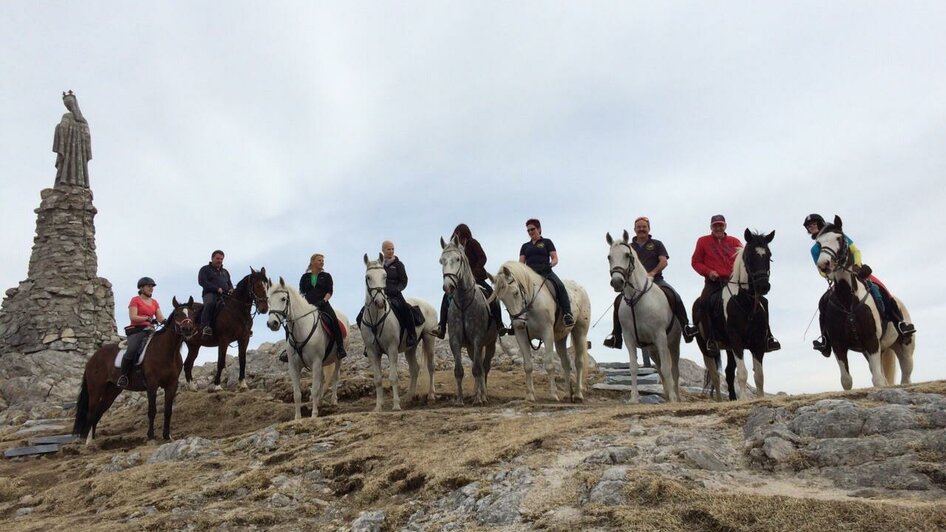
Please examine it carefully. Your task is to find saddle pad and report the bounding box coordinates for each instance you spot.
[112,336,152,368]
[318,313,348,339]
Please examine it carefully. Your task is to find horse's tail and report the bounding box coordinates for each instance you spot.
[72,375,90,438]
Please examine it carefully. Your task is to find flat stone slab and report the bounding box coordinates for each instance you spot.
[30,434,79,445]
[14,424,69,437]
[600,367,658,376]
[593,383,708,395]
[4,444,59,458]
[606,374,661,385]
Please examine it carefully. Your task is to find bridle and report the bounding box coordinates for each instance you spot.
[609,241,654,306]
[442,248,478,311]
[170,304,199,340]
[267,288,320,366]
[362,264,394,354]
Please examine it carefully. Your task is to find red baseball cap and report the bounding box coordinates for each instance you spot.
[710,214,726,225]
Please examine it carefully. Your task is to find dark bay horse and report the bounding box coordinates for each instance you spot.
[815,216,915,390]
[183,267,269,391]
[73,297,197,443]
[693,229,775,401]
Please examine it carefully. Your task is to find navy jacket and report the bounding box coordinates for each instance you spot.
[198,263,233,296]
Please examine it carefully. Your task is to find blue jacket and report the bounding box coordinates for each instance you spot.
[198,263,233,296]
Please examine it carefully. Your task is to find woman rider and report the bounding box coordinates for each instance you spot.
[519,218,574,326]
[435,223,509,338]
[804,213,916,356]
[118,277,166,388]
[299,253,348,360]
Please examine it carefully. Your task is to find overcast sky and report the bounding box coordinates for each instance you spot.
[1,2,943,394]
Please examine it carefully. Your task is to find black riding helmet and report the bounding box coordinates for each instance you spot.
[137,276,157,288]
[803,214,825,229]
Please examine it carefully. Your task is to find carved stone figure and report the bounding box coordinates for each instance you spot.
[53,90,92,188]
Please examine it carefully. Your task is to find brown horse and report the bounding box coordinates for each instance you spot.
[73,297,198,444]
[183,267,269,391]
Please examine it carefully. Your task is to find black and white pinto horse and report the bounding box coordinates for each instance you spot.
[606,230,681,402]
[489,261,591,402]
[440,236,498,405]
[815,216,914,390]
[694,229,775,401]
[361,253,439,412]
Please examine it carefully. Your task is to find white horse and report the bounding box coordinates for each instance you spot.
[266,278,348,419]
[489,261,591,402]
[360,253,439,412]
[606,231,681,402]
[815,216,915,390]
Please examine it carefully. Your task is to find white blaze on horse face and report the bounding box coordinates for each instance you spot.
[607,243,629,291]
[365,265,387,309]
[753,246,767,257]
[816,232,841,273]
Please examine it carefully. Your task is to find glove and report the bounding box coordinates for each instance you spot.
[856,264,872,280]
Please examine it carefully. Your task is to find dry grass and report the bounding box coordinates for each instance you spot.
[2,370,944,530]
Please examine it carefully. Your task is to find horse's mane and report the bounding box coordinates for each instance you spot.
[442,242,474,277]
[499,261,543,291]
[731,246,749,283]
[234,271,256,298]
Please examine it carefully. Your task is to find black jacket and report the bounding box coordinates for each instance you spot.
[299,271,333,307]
[198,263,233,296]
[384,257,408,296]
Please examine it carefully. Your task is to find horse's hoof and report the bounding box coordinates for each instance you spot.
[209,384,222,393]
[392,403,402,411]
[187,381,198,392]
[373,406,383,413]
[525,394,536,402]
[239,380,249,391]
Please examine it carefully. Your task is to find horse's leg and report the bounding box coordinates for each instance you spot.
[571,331,586,403]
[726,350,739,401]
[484,341,496,401]
[449,335,465,405]
[654,339,678,403]
[732,349,748,400]
[424,335,437,402]
[835,350,853,391]
[162,382,178,440]
[183,342,200,391]
[623,332,640,404]
[369,348,385,412]
[866,349,887,388]
[895,340,914,385]
[288,356,303,420]
[554,338,573,402]
[211,343,227,391]
[542,330,559,402]
[311,358,323,418]
[89,382,121,444]
[146,387,158,440]
[330,359,341,406]
[237,336,249,391]
[389,348,402,411]
[514,330,536,402]
[405,346,420,404]
[751,351,765,398]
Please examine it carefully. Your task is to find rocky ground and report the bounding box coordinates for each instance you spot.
[1,333,945,531]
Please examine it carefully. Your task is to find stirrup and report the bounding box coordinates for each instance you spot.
[433,326,446,340]
[896,322,916,336]
[705,339,719,351]
[603,334,622,349]
[766,337,781,352]
[116,374,129,388]
[202,326,213,337]
[563,313,575,326]
[683,325,698,343]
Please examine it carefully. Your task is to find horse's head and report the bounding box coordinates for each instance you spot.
[815,215,849,276]
[489,262,529,326]
[439,235,467,295]
[248,267,270,314]
[170,296,198,338]
[741,228,775,295]
[363,253,387,310]
[266,277,290,331]
[606,230,636,292]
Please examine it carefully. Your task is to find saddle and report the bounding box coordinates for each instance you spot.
[320,310,348,364]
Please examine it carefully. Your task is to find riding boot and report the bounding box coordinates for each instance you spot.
[356,306,365,328]
[435,294,449,339]
[117,354,135,388]
[603,295,623,349]
[405,325,418,348]
[885,299,916,336]
[813,336,832,357]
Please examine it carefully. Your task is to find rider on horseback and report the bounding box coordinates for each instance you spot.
[435,223,509,339]
[381,240,418,348]
[804,213,916,356]
[519,218,574,326]
[117,277,165,388]
[692,215,780,353]
[197,250,232,337]
[604,216,698,355]
[299,253,348,360]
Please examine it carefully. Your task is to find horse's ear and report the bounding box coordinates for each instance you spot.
[501,265,510,276]
[486,272,495,283]
[765,230,775,243]
[606,232,613,245]
[440,236,446,249]
[378,252,384,263]
[187,296,194,305]
[260,266,266,277]
[173,296,180,307]
[363,253,369,265]
[744,228,752,242]
[279,276,285,287]
[251,266,257,274]
[833,215,842,229]
[622,229,629,243]
[452,234,461,247]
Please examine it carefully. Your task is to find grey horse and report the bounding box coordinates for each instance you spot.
[439,236,498,405]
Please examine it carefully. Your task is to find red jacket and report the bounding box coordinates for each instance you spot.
[691,234,742,279]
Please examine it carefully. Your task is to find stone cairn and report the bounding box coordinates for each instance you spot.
[0,92,117,355]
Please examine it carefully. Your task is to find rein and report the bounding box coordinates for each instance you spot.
[363,264,395,355]
[611,241,671,347]
[442,248,486,344]
[498,273,551,351]
[268,289,321,369]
